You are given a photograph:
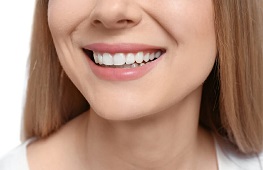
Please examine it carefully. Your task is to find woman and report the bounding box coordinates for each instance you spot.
[1,0,263,169]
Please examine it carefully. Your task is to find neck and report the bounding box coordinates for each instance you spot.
[80,87,216,170]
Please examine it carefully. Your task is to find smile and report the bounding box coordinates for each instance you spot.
[83,43,166,81]
[85,50,163,68]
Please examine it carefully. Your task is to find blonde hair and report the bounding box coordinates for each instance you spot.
[23,0,263,154]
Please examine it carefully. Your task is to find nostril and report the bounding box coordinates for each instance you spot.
[93,20,102,24]
[117,19,132,24]
[117,19,126,24]
[93,18,134,27]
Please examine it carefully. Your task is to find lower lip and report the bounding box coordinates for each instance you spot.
[86,55,163,81]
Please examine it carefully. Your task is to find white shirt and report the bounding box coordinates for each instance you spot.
[0,137,262,170]
[0,138,35,170]
[215,137,263,170]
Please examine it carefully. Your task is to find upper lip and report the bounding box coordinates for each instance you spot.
[83,43,166,54]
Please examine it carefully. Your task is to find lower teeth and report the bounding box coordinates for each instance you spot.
[99,62,147,68]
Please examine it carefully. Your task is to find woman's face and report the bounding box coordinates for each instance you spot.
[48,0,217,120]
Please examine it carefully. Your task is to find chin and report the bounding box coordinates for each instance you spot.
[90,102,155,121]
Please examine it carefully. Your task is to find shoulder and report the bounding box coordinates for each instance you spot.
[215,137,263,170]
[0,138,36,170]
[26,114,87,170]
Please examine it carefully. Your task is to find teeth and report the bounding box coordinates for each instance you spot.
[98,53,103,64]
[155,51,161,59]
[93,51,163,67]
[102,53,113,65]
[126,53,135,64]
[94,52,99,63]
[131,63,139,68]
[135,52,144,63]
[143,53,150,62]
[149,53,155,60]
[113,53,126,65]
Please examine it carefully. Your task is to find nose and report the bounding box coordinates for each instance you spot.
[89,0,142,29]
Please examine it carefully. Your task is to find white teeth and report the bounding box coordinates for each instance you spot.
[98,53,103,64]
[131,63,139,68]
[149,53,155,60]
[143,53,150,62]
[102,53,113,65]
[135,52,144,63]
[155,51,161,59]
[126,53,135,64]
[93,51,163,66]
[113,53,126,65]
[94,52,99,63]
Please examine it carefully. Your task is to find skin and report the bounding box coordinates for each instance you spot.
[28,0,218,169]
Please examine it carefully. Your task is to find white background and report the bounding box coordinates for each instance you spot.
[0,1,35,157]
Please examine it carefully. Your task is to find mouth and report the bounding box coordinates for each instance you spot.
[82,43,166,81]
[83,47,165,69]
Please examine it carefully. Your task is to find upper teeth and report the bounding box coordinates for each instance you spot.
[93,51,162,66]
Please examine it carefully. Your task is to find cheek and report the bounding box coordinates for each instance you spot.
[178,6,215,45]
[163,1,217,102]
[147,0,215,44]
[48,0,94,36]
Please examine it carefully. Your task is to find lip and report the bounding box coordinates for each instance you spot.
[84,43,165,81]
